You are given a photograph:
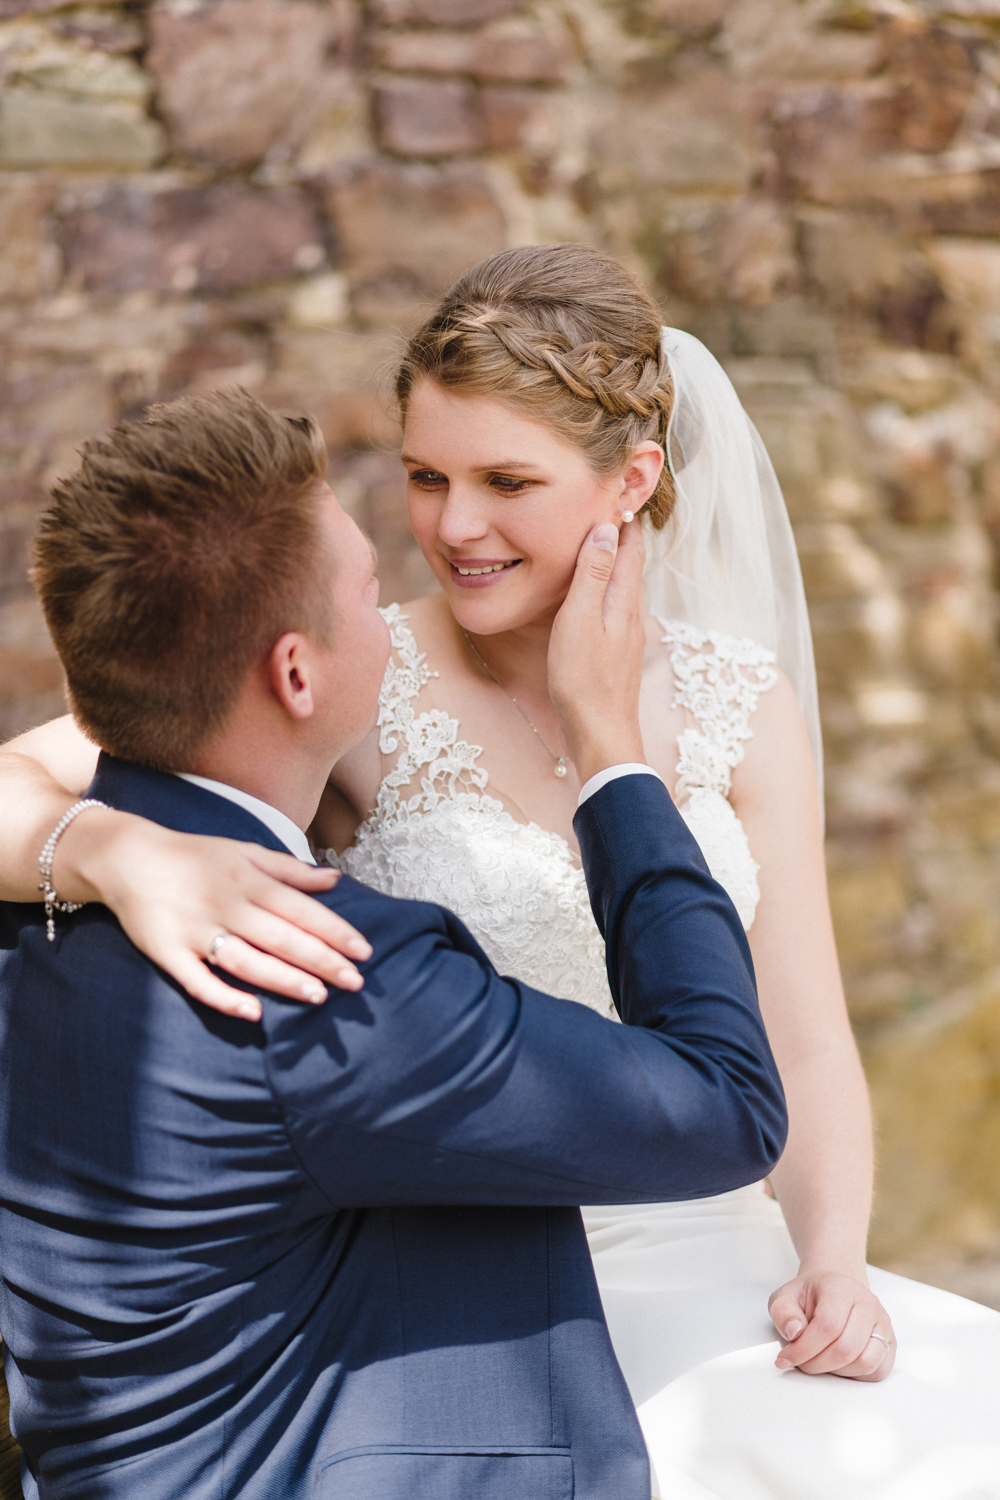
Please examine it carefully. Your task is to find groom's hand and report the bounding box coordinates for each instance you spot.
[549,520,648,788]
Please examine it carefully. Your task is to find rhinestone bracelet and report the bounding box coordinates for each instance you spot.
[38,799,111,942]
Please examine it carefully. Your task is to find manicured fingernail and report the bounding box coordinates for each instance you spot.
[775,1356,790,1369]
[302,982,327,1003]
[348,938,372,959]
[593,524,618,553]
[238,1000,260,1020]
[784,1320,804,1341]
[340,969,363,990]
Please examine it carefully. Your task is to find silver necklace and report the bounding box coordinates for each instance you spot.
[462,629,568,778]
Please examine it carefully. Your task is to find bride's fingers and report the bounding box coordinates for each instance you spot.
[782,1298,883,1378]
[774,1286,854,1371]
[238,873,373,966]
[792,1300,880,1376]
[828,1328,896,1383]
[768,1288,809,1345]
[227,907,365,991]
[168,950,264,1022]
[245,846,342,892]
[206,932,361,1001]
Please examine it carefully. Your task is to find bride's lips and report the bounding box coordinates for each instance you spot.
[446,557,522,590]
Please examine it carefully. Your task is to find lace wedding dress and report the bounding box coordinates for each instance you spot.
[339,606,1000,1500]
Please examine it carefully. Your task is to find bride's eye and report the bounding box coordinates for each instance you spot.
[490,474,531,495]
[410,470,447,490]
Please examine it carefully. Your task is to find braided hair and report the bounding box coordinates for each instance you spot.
[396,244,676,529]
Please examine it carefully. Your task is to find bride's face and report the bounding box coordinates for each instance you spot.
[403,379,650,635]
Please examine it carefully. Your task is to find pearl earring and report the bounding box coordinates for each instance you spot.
[621,510,635,523]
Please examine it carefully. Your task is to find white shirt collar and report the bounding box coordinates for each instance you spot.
[174,773,316,864]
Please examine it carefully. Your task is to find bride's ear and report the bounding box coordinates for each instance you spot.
[618,441,664,517]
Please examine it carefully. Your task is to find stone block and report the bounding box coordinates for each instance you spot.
[0,362,115,480]
[350,276,433,332]
[873,20,978,155]
[371,0,517,24]
[795,521,885,600]
[630,0,729,36]
[50,11,145,54]
[864,978,1000,1261]
[296,68,373,172]
[471,21,566,83]
[147,0,335,168]
[722,0,880,81]
[160,328,269,401]
[61,183,328,296]
[827,853,910,975]
[0,594,64,743]
[845,349,964,412]
[480,85,546,151]
[799,212,939,336]
[374,29,480,75]
[286,272,351,331]
[595,62,756,199]
[925,238,1000,312]
[324,159,506,292]
[773,82,895,205]
[374,77,484,156]
[0,89,164,169]
[0,0,66,14]
[375,22,565,83]
[0,177,58,302]
[657,199,797,308]
[0,476,45,594]
[260,328,403,453]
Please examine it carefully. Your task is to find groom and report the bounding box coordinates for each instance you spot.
[0,389,785,1500]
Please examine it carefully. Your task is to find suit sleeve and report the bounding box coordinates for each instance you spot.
[265,776,787,1208]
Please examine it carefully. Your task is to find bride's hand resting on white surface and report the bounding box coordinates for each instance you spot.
[769,1270,896,1382]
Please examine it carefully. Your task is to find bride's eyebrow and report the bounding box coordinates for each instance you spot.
[401,454,543,472]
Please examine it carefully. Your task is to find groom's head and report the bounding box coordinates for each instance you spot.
[32,387,388,779]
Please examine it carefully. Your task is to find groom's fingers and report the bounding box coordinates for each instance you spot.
[602,513,647,618]
[560,522,619,625]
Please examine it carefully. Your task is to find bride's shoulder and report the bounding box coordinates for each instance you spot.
[650,615,777,674]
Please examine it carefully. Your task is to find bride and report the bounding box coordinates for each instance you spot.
[3,243,1000,1498]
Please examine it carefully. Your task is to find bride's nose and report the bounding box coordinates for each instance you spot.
[436,484,490,546]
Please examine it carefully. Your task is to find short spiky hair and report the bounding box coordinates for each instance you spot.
[32,386,331,770]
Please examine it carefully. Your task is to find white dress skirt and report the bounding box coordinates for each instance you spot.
[339,608,1000,1499]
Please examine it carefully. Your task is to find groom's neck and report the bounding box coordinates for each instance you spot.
[184,711,328,834]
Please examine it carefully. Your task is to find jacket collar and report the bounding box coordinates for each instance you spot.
[87,752,295,857]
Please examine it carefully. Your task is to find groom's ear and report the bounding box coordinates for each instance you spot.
[268,632,316,720]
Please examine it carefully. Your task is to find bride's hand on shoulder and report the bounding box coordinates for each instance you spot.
[61,810,373,1023]
[768,1270,896,1382]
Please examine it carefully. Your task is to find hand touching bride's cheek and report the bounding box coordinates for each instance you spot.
[401,378,658,636]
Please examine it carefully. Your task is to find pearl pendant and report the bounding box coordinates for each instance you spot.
[554,758,568,778]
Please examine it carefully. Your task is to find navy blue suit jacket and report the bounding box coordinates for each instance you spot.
[0,755,785,1499]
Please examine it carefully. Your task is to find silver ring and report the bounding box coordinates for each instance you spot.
[208,933,229,962]
[869,1331,892,1351]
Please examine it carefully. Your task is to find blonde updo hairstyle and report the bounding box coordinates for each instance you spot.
[396,243,676,530]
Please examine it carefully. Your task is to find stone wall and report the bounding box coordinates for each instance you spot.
[4,0,1000,1278]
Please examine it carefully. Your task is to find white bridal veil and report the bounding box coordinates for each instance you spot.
[644,327,823,797]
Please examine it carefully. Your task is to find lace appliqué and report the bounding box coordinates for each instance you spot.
[656,618,778,930]
[340,606,616,1019]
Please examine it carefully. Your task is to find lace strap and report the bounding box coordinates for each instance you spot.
[367,605,490,829]
[656,617,778,802]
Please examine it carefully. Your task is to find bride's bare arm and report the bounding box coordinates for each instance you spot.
[0,716,374,1020]
[730,676,895,1382]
